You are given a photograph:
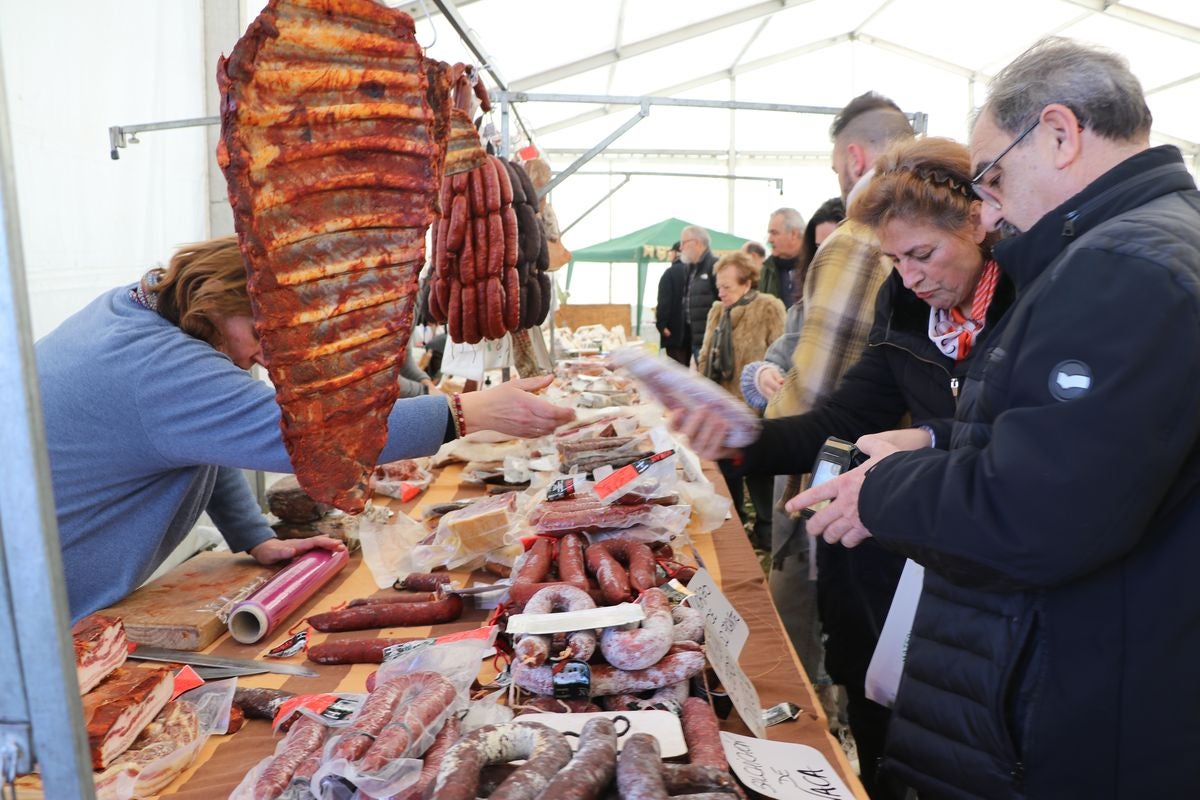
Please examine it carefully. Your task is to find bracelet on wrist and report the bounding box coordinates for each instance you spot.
[449,392,467,438]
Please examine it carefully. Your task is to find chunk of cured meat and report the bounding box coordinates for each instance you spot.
[82,667,174,769]
[218,0,450,512]
[93,701,200,800]
[72,614,127,695]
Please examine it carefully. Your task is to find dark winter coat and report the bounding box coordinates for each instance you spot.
[684,250,717,350]
[739,267,1014,691]
[859,146,1200,799]
[655,259,688,349]
[758,253,799,308]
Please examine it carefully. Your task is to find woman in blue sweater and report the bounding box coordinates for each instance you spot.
[37,237,573,620]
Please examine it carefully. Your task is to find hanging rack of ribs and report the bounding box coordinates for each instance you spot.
[218,0,451,512]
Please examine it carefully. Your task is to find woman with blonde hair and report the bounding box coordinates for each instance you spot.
[697,249,785,550]
[673,137,1015,800]
[37,237,573,620]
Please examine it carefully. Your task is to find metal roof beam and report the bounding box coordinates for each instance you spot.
[1147,70,1200,96]
[852,32,983,81]
[390,0,483,20]
[510,0,817,92]
[531,34,849,137]
[1058,0,1200,44]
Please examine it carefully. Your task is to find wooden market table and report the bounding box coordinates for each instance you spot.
[159,462,867,799]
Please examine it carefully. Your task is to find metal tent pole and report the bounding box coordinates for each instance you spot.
[0,43,97,800]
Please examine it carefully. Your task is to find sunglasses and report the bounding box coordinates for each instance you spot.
[970,117,1039,209]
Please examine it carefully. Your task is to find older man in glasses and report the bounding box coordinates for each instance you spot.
[791,37,1200,799]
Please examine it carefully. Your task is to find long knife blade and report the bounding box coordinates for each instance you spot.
[128,646,318,678]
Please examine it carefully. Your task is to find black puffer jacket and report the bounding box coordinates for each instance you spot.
[740,267,1014,689]
[859,146,1200,799]
[656,259,688,349]
[684,250,717,350]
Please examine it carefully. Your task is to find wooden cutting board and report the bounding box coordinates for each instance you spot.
[100,552,279,651]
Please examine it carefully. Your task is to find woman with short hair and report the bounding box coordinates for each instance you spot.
[37,236,574,620]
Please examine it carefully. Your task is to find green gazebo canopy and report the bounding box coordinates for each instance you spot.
[565,217,749,330]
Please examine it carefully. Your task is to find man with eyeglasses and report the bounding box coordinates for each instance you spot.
[678,225,717,365]
[790,37,1200,798]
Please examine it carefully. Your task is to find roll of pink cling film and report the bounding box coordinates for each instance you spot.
[228,548,350,644]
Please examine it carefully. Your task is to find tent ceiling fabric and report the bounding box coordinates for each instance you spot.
[410,0,1199,159]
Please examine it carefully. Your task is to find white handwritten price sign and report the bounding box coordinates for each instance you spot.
[721,732,855,799]
[685,568,748,657]
[686,569,764,738]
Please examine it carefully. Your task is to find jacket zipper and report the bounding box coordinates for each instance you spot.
[950,377,960,398]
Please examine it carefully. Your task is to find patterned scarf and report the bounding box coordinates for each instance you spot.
[130,268,164,312]
[929,259,999,361]
[706,290,757,383]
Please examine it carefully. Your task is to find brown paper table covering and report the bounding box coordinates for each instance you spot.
[151,462,866,799]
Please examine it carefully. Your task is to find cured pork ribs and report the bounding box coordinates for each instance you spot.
[93,701,200,800]
[72,614,128,695]
[82,666,174,769]
[218,0,450,511]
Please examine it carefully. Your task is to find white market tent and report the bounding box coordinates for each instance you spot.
[0,2,1198,791]
[2,0,1197,340]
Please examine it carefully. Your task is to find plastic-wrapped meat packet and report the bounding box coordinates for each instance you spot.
[608,346,761,447]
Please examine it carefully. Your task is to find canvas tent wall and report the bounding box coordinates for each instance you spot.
[565,217,748,330]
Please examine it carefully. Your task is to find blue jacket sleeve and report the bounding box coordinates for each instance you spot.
[859,249,1200,588]
[136,342,451,473]
[206,466,275,552]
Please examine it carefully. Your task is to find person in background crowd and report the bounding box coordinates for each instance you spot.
[741,240,767,273]
[655,241,690,366]
[697,251,785,551]
[745,92,913,800]
[792,38,1200,799]
[737,196,846,687]
[680,137,1014,800]
[679,225,718,365]
[37,237,575,622]
[760,208,806,308]
[398,338,440,397]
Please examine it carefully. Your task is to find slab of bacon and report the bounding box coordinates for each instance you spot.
[82,667,174,769]
[218,0,450,512]
[93,700,200,800]
[72,614,128,695]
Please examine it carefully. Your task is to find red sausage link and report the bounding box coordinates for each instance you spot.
[593,538,657,592]
[682,696,729,771]
[505,580,601,612]
[397,572,451,592]
[447,193,468,253]
[391,715,462,800]
[585,544,633,605]
[503,262,522,333]
[473,214,490,282]
[461,277,481,344]
[347,592,438,607]
[485,276,506,340]
[469,163,487,219]
[539,717,618,800]
[616,733,669,800]
[252,716,326,800]
[513,538,554,583]
[483,157,502,214]
[359,672,458,772]
[557,533,587,587]
[307,595,464,633]
[493,155,513,207]
[487,211,504,279]
[307,637,419,664]
[448,278,463,342]
[501,205,519,270]
[599,587,673,670]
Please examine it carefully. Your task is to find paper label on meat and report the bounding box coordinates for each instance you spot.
[218,0,450,512]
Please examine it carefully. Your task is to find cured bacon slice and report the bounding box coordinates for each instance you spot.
[93,701,200,800]
[72,614,128,695]
[82,667,174,769]
[218,0,450,511]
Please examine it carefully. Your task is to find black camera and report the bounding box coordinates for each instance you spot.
[799,437,868,520]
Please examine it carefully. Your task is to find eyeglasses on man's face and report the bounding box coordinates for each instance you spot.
[970,117,1040,209]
